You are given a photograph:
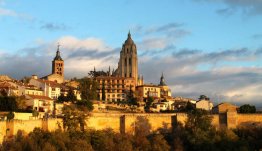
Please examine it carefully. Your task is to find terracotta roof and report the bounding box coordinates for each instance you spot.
[0,81,11,88]
[36,79,61,87]
[136,84,160,88]
[0,75,13,81]
[95,76,134,80]
[214,102,238,108]
[26,95,53,100]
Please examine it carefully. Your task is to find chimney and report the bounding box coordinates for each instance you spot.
[32,75,38,80]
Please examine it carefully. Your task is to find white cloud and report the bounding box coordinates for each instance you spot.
[56,36,112,54]
[0,8,17,16]
[138,37,169,51]
[0,35,118,79]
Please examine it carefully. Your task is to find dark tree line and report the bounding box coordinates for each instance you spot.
[239,104,256,113]
[57,88,77,103]
[0,96,17,111]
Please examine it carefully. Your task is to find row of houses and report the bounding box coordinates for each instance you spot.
[0,75,81,115]
[150,95,238,114]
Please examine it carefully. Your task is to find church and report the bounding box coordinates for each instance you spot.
[41,44,64,84]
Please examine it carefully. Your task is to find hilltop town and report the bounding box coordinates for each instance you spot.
[1,32,262,151]
[0,32,257,120]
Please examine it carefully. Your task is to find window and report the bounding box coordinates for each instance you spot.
[129,58,132,65]
[125,58,127,66]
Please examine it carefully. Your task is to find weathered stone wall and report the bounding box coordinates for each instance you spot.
[211,114,220,128]
[0,112,262,143]
[237,114,262,127]
[0,122,6,143]
[13,120,43,135]
[88,113,122,132]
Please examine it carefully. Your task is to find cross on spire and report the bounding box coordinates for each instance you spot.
[57,42,61,51]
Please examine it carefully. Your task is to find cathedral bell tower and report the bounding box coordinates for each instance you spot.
[118,31,138,84]
[52,44,64,77]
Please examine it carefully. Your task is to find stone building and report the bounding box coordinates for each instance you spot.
[117,32,138,85]
[29,78,61,100]
[158,73,172,98]
[9,81,44,96]
[136,84,161,98]
[212,102,238,114]
[41,44,64,83]
[196,100,213,111]
[92,32,141,102]
[0,81,18,96]
[25,95,54,113]
[95,76,136,102]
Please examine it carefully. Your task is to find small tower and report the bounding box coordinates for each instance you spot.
[159,72,166,86]
[118,31,138,84]
[52,44,64,77]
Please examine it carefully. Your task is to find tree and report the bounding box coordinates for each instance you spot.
[76,100,94,111]
[185,101,195,112]
[6,111,14,120]
[78,78,98,101]
[21,76,31,84]
[90,80,99,100]
[16,96,27,111]
[62,103,91,132]
[186,109,213,133]
[67,88,77,102]
[145,97,154,112]
[239,104,256,113]
[57,93,66,103]
[132,116,152,151]
[0,96,17,111]
[148,134,170,151]
[198,95,209,101]
[184,109,216,150]
[0,89,8,96]
[102,81,106,101]
[32,109,39,118]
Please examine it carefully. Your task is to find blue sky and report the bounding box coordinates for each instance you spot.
[1,0,262,105]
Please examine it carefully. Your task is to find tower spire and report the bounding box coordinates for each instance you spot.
[54,43,63,60]
[57,42,61,51]
[159,72,166,86]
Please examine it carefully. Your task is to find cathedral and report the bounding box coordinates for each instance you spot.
[94,31,172,102]
[117,31,138,85]
[39,31,171,102]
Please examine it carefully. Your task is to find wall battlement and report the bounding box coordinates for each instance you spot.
[0,112,262,143]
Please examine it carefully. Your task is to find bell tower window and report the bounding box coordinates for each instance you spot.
[129,58,132,66]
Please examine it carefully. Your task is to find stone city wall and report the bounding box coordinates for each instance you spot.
[0,112,261,143]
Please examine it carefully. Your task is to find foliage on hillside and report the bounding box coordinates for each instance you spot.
[239,104,256,113]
